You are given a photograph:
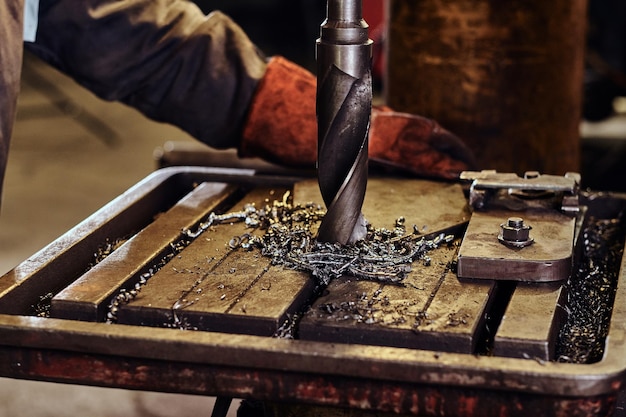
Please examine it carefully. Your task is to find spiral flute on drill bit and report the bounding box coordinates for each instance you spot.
[316,0,373,245]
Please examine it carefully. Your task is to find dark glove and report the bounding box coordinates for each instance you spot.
[241,57,475,179]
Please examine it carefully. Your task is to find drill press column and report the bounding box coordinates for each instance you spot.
[316,0,373,245]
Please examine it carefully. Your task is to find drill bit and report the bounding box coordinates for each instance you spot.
[316,0,373,245]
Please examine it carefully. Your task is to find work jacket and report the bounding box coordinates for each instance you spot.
[0,0,267,201]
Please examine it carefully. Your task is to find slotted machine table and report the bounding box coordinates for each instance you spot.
[1,167,626,416]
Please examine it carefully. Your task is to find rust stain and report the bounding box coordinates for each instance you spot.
[424,390,443,415]
[378,386,405,414]
[346,386,372,410]
[295,378,341,406]
[458,393,479,415]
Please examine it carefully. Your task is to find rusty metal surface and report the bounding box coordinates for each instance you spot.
[116,187,315,335]
[50,182,236,322]
[299,243,496,353]
[0,344,616,417]
[0,168,625,416]
[0,311,624,398]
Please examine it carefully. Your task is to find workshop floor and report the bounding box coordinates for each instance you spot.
[2,53,626,417]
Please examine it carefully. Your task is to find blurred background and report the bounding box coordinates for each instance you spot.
[1,0,626,416]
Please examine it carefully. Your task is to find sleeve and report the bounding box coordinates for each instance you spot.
[24,0,268,149]
[0,0,25,201]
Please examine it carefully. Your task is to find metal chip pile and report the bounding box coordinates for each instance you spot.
[196,191,444,287]
[556,214,626,363]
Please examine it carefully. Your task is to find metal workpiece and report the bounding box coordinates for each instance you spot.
[316,0,373,245]
[458,171,581,282]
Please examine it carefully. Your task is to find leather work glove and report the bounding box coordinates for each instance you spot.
[241,57,476,180]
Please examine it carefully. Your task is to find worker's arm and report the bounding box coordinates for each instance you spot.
[25,0,267,150]
[0,1,26,201]
[26,0,475,179]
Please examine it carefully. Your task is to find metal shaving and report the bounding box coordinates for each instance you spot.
[106,239,190,323]
[30,238,129,318]
[92,238,127,265]
[316,288,415,326]
[32,292,54,318]
[274,312,303,339]
[556,214,625,363]
[209,191,444,287]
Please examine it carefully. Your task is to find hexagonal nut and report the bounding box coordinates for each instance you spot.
[498,217,534,248]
